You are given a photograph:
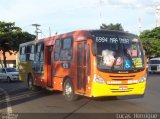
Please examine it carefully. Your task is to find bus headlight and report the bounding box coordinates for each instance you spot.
[93,74,106,84]
[139,75,147,83]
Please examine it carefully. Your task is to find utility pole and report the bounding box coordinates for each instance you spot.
[0,51,3,68]
[49,26,51,37]
[32,24,41,40]
[138,16,142,35]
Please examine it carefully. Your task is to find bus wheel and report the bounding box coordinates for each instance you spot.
[28,74,38,91]
[63,79,78,101]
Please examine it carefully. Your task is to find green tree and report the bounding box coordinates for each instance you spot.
[140,27,160,58]
[0,21,36,67]
[100,23,124,31]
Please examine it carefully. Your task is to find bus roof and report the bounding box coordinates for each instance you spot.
[19,30,138,47]
[42,30,138,40]
[90,30,138,38]
[19,40,35,47]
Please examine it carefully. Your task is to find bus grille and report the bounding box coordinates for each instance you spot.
[109,75,136,81]
[151,66,157,70]
[110,88,133,92]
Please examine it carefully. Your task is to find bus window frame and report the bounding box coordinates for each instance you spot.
[26,45,35,61]
[60,37,73,61]
[20,46,26,62]
[35,42,44,73]
[35,43,44,62]
[54,38,61,61]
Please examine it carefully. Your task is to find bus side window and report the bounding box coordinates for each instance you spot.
[54,39,61,61]
[26,45,35,61]
[40,44,44,61]
[78,44,82,65]
[35,45,39,61]
[60,37,73,61]
[20,46,26,62]
[30,45,35,61]
[35,43,44,62]
[35,43,44,73]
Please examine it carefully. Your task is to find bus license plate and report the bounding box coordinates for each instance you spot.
[119,86,128,90]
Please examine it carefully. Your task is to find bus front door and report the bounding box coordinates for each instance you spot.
[77,42,87,93]
[45,46,53,87]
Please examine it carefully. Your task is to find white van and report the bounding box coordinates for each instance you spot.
[148,57,160,73]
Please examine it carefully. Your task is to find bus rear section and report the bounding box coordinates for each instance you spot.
[18,41,35,82]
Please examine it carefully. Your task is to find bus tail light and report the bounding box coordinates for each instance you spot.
[93,74,106,84]
[138,75,147,83]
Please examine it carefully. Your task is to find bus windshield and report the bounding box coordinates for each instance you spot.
[94,35,144,72]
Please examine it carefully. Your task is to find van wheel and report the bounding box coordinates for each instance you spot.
[7,77,11,83]
[63,79,78,101]
[28,74,39,91]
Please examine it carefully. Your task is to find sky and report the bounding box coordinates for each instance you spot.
[0,0,160,38]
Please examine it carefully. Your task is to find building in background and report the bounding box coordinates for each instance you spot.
[0,51,17,68]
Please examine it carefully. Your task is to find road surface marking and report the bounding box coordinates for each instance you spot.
[0,90,43,104]
[0,88,13,114]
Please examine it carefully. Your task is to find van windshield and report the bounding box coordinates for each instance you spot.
[149,60,160,64]
[93,34,144,72]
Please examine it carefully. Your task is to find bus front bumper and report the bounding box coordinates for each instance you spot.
[91,81,146,97]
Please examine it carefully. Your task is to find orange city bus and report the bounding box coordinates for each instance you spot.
[18,30,147,101]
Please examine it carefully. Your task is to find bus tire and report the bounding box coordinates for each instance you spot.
[28,74,39,91]
[63,79,78,101]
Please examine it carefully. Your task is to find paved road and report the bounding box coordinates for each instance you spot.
[0,74,160,119]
